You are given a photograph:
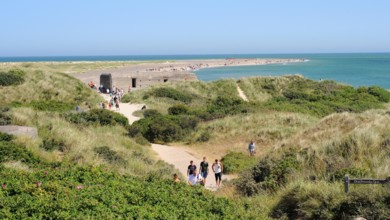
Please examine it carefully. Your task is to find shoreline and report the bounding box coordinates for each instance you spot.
[70,58,305,90]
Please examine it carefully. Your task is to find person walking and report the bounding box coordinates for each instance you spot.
[187,160,197,178]
[212,159,223,187]
[199,157,209,187]
[248,140,256,156]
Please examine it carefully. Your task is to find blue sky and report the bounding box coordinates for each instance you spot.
[1,0,389,56]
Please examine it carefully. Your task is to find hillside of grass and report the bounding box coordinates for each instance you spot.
[122,75,390,219]
[0,64,265,219]
[1,62,389,219]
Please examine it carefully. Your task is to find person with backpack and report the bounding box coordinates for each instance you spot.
[199,157,209,187]
[212,159,223,187]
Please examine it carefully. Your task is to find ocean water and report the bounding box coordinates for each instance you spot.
[1,53,390,88]
[195,53,390,89]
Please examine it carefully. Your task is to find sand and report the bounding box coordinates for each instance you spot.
[73,58,305,91]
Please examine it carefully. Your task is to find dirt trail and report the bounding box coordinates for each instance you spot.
[101,93,233,190]
[237,85,249,102]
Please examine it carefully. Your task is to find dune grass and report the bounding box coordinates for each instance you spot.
[186,111,318,159]
[9,107,170,177]
[2,61,389,219]
[0,63,174,178]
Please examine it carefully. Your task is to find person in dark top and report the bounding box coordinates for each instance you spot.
[199,157,209,187]
[187,160,197,178]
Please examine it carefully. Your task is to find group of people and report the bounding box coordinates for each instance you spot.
[88,81,127,112]
[173,141,256,188]
[100,95,120,111]
[176,157,224,187]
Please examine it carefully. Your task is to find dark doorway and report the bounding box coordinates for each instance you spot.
[163,78,168,83]
[132,78,137,88]
[100,73,112,93]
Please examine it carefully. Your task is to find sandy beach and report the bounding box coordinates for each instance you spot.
[72,58,305,91]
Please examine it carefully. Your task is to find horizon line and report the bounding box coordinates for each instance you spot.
[1,51,390,58]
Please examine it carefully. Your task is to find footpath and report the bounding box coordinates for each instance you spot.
[100,94,232,190]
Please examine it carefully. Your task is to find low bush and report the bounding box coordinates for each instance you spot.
[221,152,257,174]
[271,183,390,220]
[270,183,342,220]
[64,109,129,127]
[196,131,210,142]
[247,78,390,117]
[206,96,249,119]
[94,146,127,165]
[152,87,193,103]
[367,86,390,102]
[40,138,67,152]
[0,69,25,86]
[0,164,242,219]
[334,190,390,220]
[0,132,14,142]
[0,107,12,125]
[128,113,199,143]
[236,152,300,196]
[0,133,41,165]
[168,104,189,115]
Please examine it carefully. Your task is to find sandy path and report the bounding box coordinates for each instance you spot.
[100,94,145,124]
[100,93,232,190]
[151,144,234,190]
[237,85,249,102]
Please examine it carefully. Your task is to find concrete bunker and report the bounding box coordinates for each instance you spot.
[100,73,112,93]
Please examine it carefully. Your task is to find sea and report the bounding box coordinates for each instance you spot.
[1,53,390,88]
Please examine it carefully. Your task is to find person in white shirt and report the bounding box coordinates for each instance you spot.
[188,170,199,186]
[212,159,223,187]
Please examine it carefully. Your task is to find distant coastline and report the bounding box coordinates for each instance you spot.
[1,53,388,63]
[73,58,304,90]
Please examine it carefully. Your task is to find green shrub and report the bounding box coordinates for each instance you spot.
[0,69,25,86]
[94,146,126,165]
[129,113,199,143]
[168,104,189,115]
[0,164,242,219]
[0,107,12,125]
[0,134,41,165]
[40,138,68,152]
[367,86,390,102]
[271,183,342,220]
[221,152,257,174]
[64,109,128,127]
[144,117,183,143]
[207,96,249,119]
[0,132,14,142]
[259,78,388,117]
[143,109,161,118]
[196,131,210,142]
[334,190,390,220]
[152,87,193,103]
[236,153,300,195]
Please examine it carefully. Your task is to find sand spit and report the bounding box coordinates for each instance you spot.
[73,58,305,91]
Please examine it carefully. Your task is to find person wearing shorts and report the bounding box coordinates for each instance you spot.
[212,159,223,187]
[199,157,209,187]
